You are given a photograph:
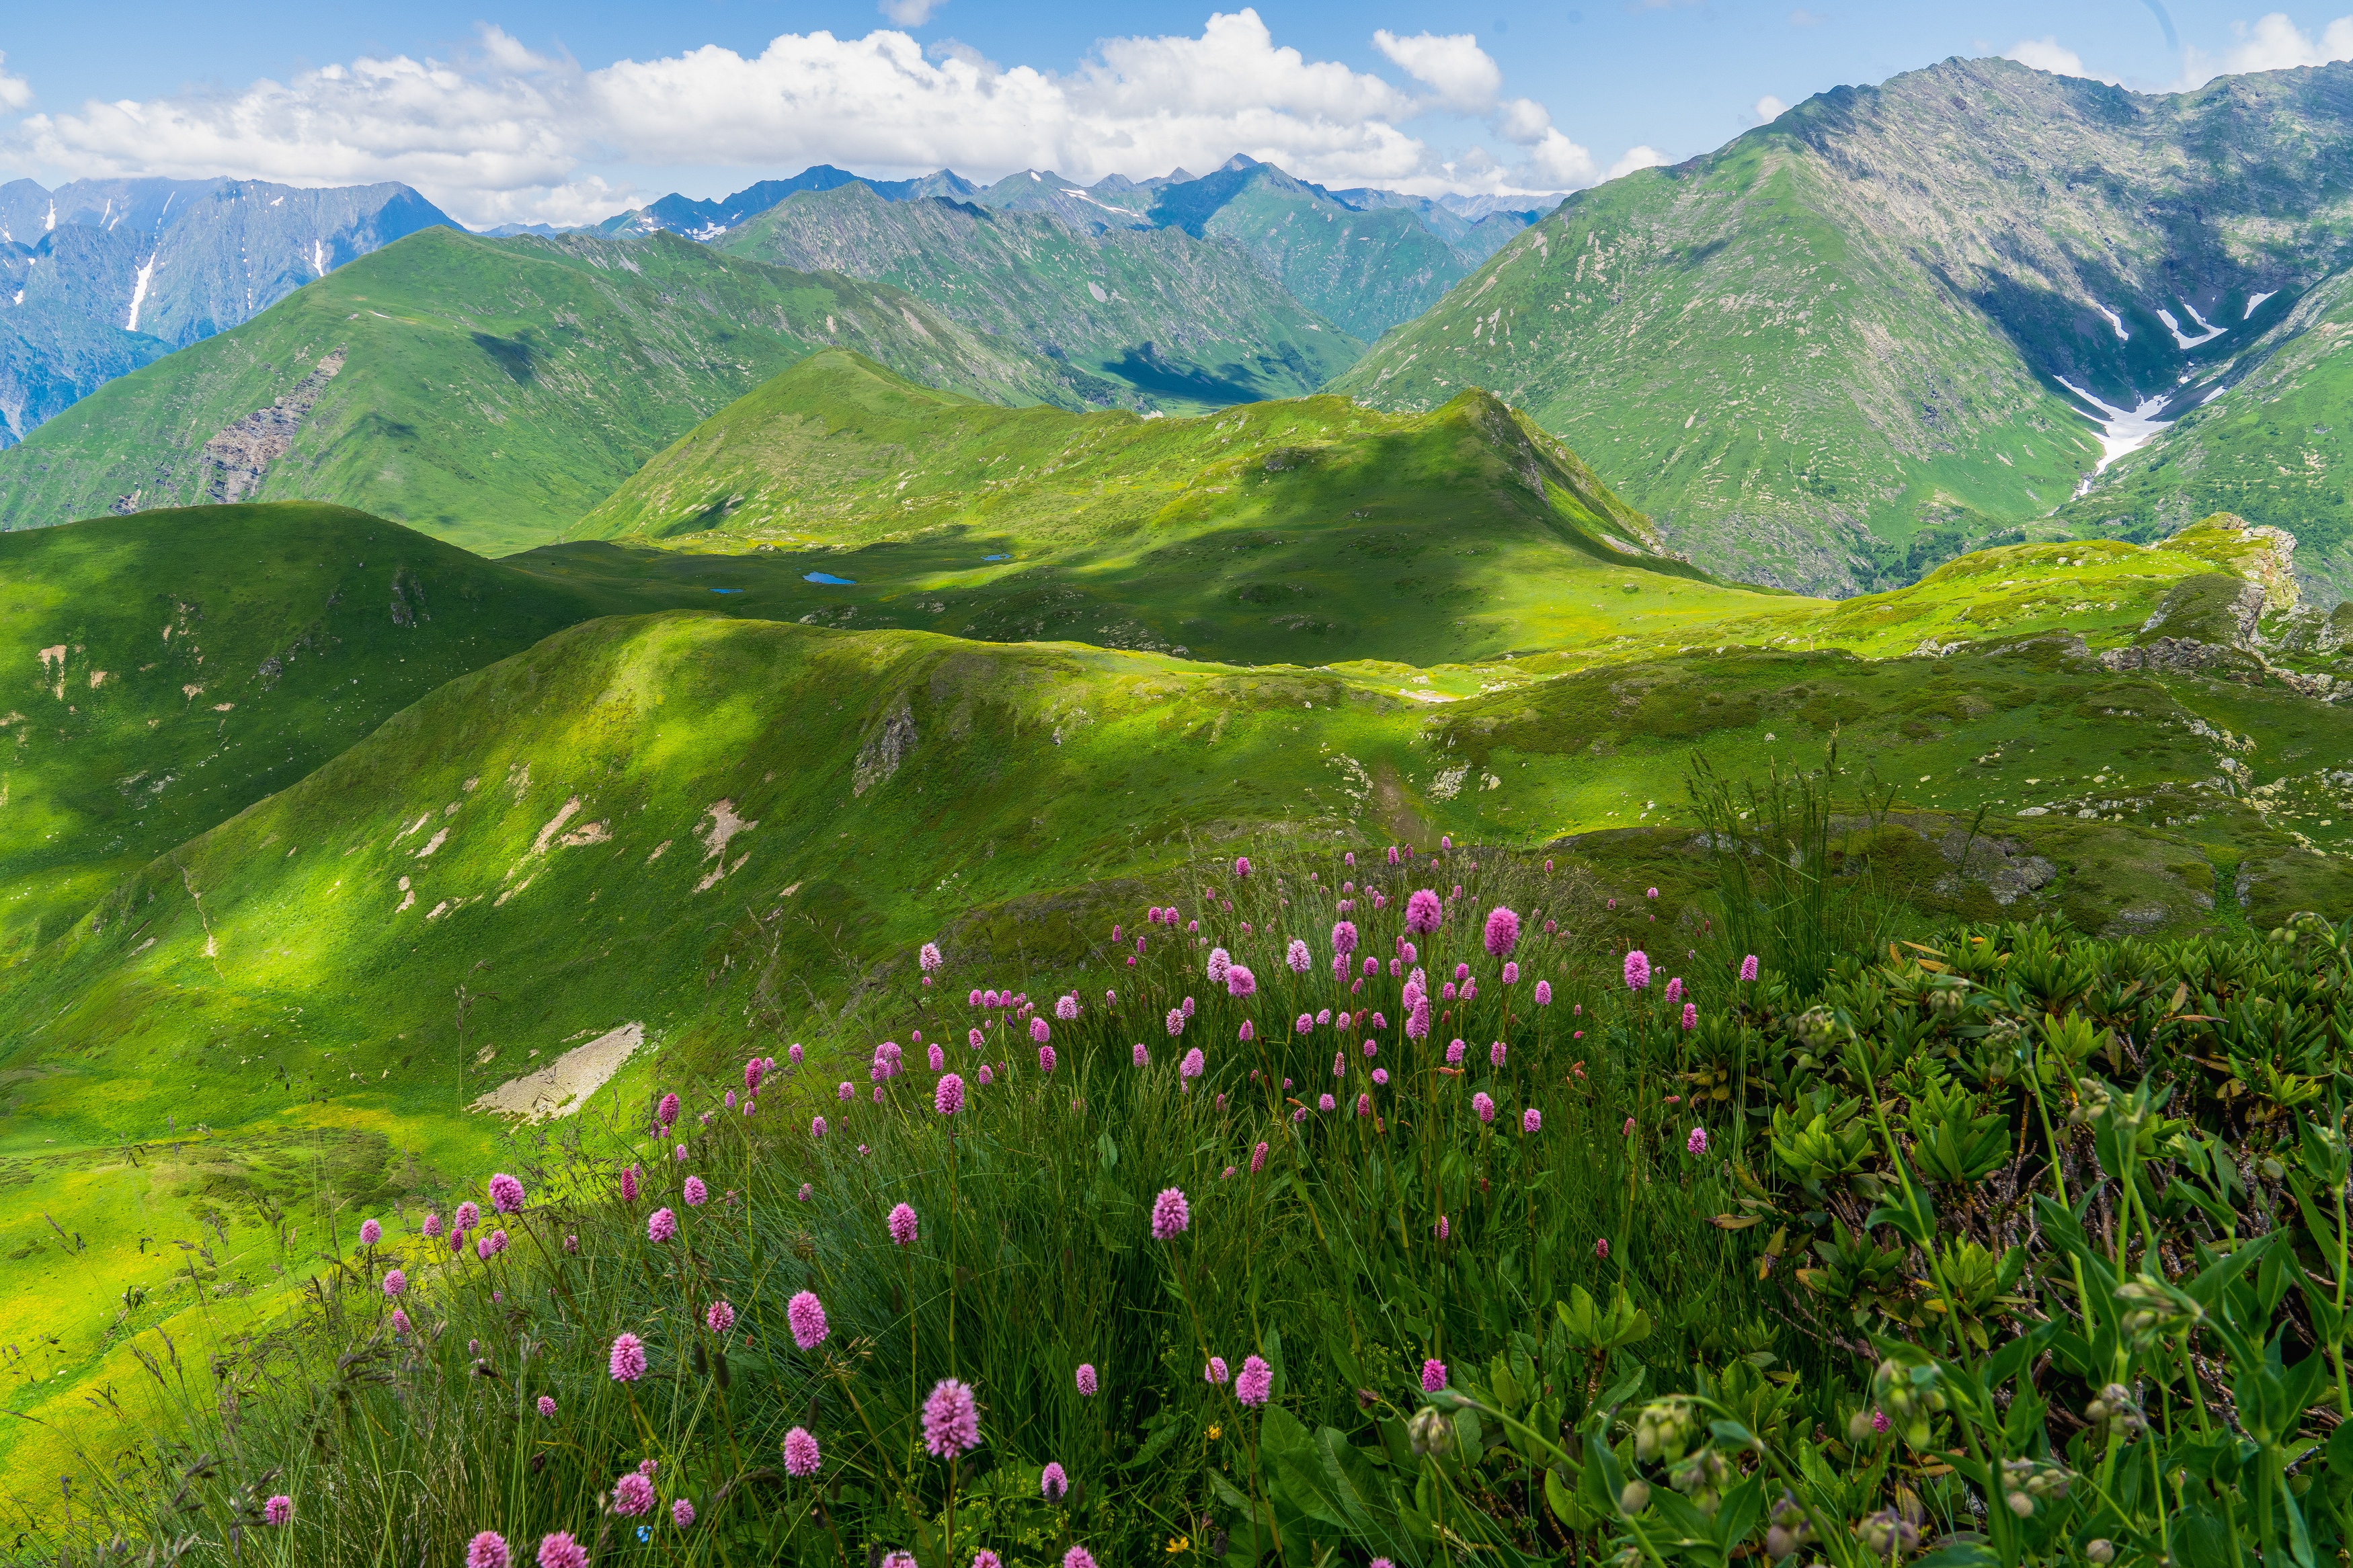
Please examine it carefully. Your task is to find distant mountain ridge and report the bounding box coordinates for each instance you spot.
[0,175,455,446]
[1335,56,2353,599]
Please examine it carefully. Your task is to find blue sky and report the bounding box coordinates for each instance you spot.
[1,1,2347,225]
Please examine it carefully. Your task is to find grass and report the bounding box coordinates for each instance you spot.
[0,230,1111,555]
[28,845,2353,1567]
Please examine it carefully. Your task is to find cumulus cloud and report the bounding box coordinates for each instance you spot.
[4,9,1638,222]
[1606,145,1670,179]
[1753,94,1788,122]
[0,52,32,113]
[2180,13,2353,87]
[2003,36,2122,83]
[879,0,946,25]
[1371,30,1502,114]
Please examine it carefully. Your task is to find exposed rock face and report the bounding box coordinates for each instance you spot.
[852,698,917,796]
[196,348,345,503]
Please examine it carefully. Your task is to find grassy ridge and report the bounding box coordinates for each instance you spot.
[0,229,1113,554]
[0,503,614,954]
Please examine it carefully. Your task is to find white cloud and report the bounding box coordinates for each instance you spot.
[1753,94,1788,121]
[2003,37,2117,82]
[1371,30,1502,114]
[5,9,1613,222]
[1788,8,1826,24]
[879,0,946,26]
[2180,13,2353,87]
[1605,145,1670,179]
[0,52,32,113]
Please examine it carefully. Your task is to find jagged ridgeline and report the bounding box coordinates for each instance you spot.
[1337,57,2353,597]
[0,229,1122,554]
[553,349,1768,667]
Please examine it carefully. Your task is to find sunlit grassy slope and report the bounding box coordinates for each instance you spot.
[557,350,1779,667]
[9,587,2353,1513]
[0,503,616,956]
[0,230,1111,554]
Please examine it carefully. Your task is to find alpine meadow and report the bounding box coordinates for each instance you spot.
[15,30,2353,1568]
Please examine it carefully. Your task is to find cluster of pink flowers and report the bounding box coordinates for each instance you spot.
[922,1378,981,1458]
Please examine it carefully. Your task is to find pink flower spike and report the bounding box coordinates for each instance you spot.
[1236,1354,1273,1406]
[936,1073,965,1116]
[647,1208,678,1243]
[608,1332,648,1382]
[1250,1141,1269,1173]
[1683,1002,1698,1030]
[1041,1461,1070,1501]
[383,1268,407,1297]
[889,1202,920,1247]
[1624,949,1651,990]
[1523,1108,1542,1133]
[1133,1042,1150,1067]
[1066,1549,1098,1568]
[358,1218,381,1247]
[1204,1356,1230,1385]
[1421,1358,1447,1393]
[538,1395,557,1417]
[672,1498,695,1529]
[707,1298,736,1334]
[454,1200,481,1231]
[684,1176,709,1206]
[1473,1092,1496,1124]
[1482,905,1521,957]
[263,1495,292,1526]
[922,1377,981,1458]
[537,1532,588,1568]
[612,1472,655,1517]
[787,1290,830,1350]
[1038,1043,1058,1073]
[1595,1237,1609,1260]
[1151,1187,1190,1239]
[1534,979,1552,1005]
[811,1115,828,1139]
[1687,1126,1708,1154]
[489,1173,525,1214]
[467,1530,511,1568]
[783,1427,823,1477]
[1624,1117,1636,1136]
[1076,1363,1099,1396]
[657,1093,680,1127]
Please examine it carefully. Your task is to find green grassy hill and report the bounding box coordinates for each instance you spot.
[1334,56,2353,595]
[555,349,1777,667]
[0,503,620,955]
[8,593,2353,1510]
[0,228,1114,554]
[713,183,1361,409]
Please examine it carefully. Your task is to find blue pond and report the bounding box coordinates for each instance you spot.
[984,554,1011,562]
[709,587,744,594]
[803,573,857,585]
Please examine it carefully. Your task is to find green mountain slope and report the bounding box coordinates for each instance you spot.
[1334,56,2353,595]
[557,349,1769,666]
[2061,267,2353,597]
[0,228,1115,554]
[0,503,618,954]
[713,183,1361,409]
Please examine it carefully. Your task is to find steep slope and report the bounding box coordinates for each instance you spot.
[556,349,1759,665]
[0,228,1119,553]
[0,177,455,443]
[1144,159,1496,341]
[2061,267,2353,598]
[1335,56,2353,595]
[714,183,1361,408]
[0,503,617,954]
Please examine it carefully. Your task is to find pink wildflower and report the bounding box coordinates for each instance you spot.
[1490,1040,1507,1068]
[358,1218,381,1247]
[264,1495,291,1526]
[672,1499,695,1529]
[1076,1363,1099,1395]
[1624,950,1652,989]
[1446,1039,1466,1066]
[454,1200,481,1231]
[1435,1215,1449,1239]
[658,1093,680,1126]
[1406,997,1431,1039]
[789,1042,805,1064]
[648,1208,677,1243]
[612,1472,655,1517]
[811,1115,828,1139]
[1687,1126,1708,1154]
[838,1081,854,1101]
[1236,1354,1273,1407]
[784,1427,823,1477]
[391,1307,412,1335]
[1038,1044,1058,1073]
[1332,919,1358,956]
[707,1299,736,1334]
[920,941,943,973]
[1404,889,1443,935]
[1066,1550,1098,1568]
[1318,1094,1337,1112]
[1740,954,1759,982]
[1357,1093,1372,1117]
[1151,1187,1190,1239]
[537,1395,557,1417]
[1683,1002,1698,1030]
[1235,856,1251,877]
[537,1533,588,1568]
[1503,960,1519,984]
[788,1290,830,1350]
[467,1531,510,1568]
[1535,979,1552,1005]
[978,1065,994,1085]
[423,1210,444,1237]
[1031,1017,1051,1045]
[1041,1462,1069,1501]
[889,1202,919,1247]
[684,1176,709,1206]
[936,1073,965,1116]
[1286,938,1311,973]
[1595,1237,1609,1259]
[922,1378,981,1458]
[1665,977,1684,1005]
[383,1268,407,1296]
[1473,1092,1496,1124]
[1205,1356,1230,1385]
[1133,1042,1150,1067]
[1226,964,1257,998]
[1482,905,1521,957]
[1251,1141,1269,1173]
[1421,1359,1447,1393]
[1373,1067,1389,1085]
[1056,993,1079,1022]
[609,1332,647,1382]
[489,1173,525,1214]
[1524,1108,1542,1132]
